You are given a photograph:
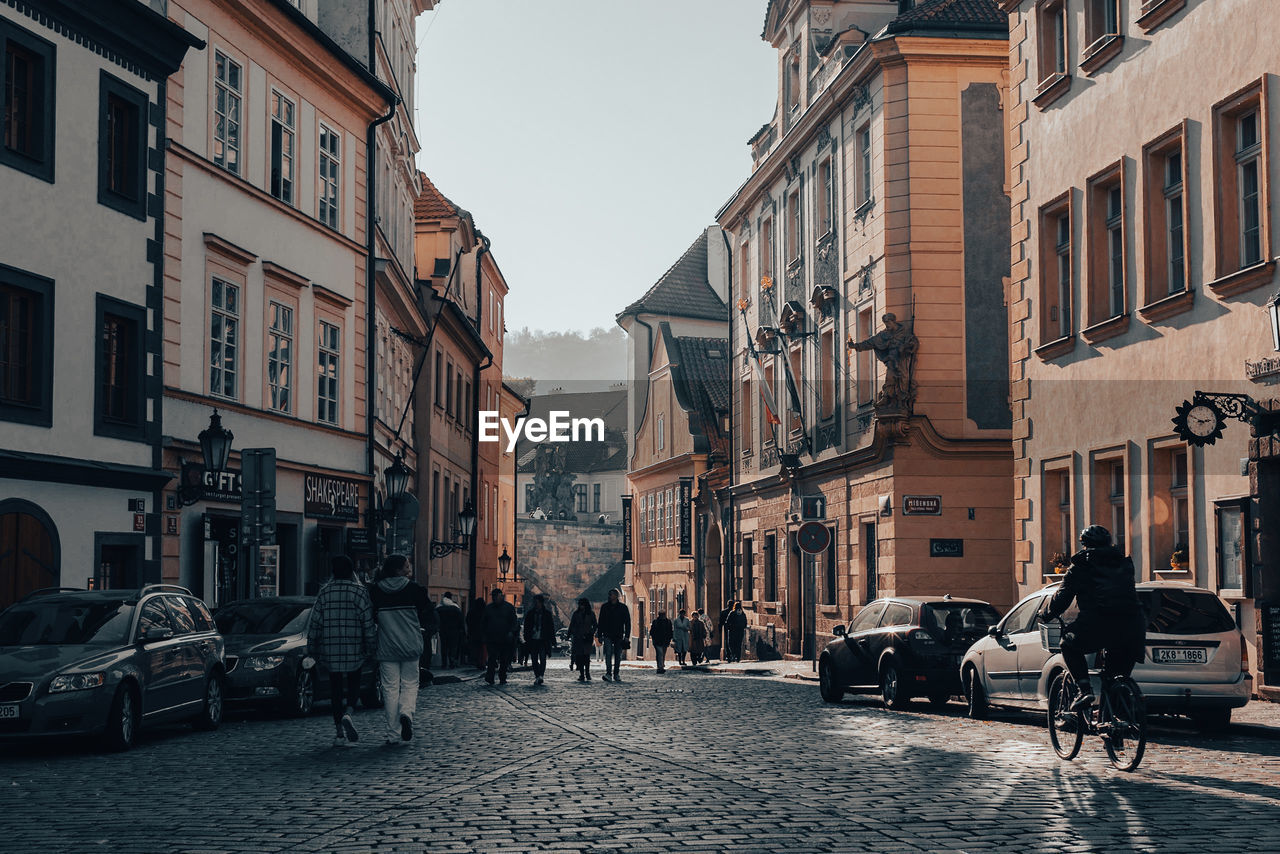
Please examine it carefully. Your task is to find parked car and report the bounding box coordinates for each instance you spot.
[214,596,380,715]
[0,585,225,751]
[819,596,1001,709]
[960,581,1251,728]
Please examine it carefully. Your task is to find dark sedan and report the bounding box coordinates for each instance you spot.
[819,596,1000,709]
[214,597,379,716]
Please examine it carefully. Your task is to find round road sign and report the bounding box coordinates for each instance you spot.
[797,521,831,555]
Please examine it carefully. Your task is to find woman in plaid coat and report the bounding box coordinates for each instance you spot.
[307,556,376,746]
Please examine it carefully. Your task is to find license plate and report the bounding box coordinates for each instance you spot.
[1153,647,1207,664]
[0,704,19,719]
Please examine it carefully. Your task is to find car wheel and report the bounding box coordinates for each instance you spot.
[964,666,988,720]
[287,667,315,717]
[880,661,909,710]
[103,683,139,752]
[818,658,844,703]
[1192,707,1231,732]
[192,674,224,731]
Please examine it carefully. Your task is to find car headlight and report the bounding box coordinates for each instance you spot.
[49,672,106,692]
[244,655,286,671]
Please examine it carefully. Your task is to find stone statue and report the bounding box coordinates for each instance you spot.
[531,443,578,520]
[848,312,919,414]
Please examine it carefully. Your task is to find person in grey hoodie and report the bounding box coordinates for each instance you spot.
[368,554,434,744]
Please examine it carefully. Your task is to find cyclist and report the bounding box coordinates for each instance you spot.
[1040,525,1146,712]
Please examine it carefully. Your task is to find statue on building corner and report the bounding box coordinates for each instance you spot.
[847,312,919,415]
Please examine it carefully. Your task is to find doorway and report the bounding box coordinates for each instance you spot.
[864,521,877,602]
[95,533,144,590]
[0,500,59,609]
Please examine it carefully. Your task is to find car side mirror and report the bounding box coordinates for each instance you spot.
[832,625,846,637]
[141,626,174,643]
[987,625,1001,638]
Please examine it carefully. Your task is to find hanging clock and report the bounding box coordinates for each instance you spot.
[1172,398,1225,446]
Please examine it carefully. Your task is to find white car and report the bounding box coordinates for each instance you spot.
[961,581,1251,729]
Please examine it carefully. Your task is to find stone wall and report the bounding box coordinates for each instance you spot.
[516,518,623,622]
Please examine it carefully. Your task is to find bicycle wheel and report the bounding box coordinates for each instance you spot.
[1103,677,1147,772]
[1047,672,1083,760]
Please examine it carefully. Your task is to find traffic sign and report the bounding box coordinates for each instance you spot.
[796,521,831,555]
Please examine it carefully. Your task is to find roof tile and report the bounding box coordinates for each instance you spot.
[618,230,728,323]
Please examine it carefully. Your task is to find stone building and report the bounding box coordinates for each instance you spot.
[1001,0,1280,694]
[0,0,198,607]
[158,0,395,603]
[716,0,1014,659]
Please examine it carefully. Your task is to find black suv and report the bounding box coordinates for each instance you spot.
[0,585,226,750]
[819,596,1000,709]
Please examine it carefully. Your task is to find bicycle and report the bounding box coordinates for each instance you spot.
[1041,617,1148,772]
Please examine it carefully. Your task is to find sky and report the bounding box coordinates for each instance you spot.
[413,0,778,336]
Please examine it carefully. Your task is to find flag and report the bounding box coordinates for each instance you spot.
[740,308,780,427]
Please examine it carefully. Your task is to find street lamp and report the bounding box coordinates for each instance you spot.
[430,501,476,559]
[1267,291,1280,352]
[384,453,411,502]
[497,546,515,583]
[179,409,234,506]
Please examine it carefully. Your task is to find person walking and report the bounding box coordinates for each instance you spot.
[725,601,748,664]
[716,601,733,661]
[522,594,556,686]
[690,609,708,665]
[569,598,598,682]
[597,588,631,682]
[436,592,463,669]
[368,554,433,745]
[672,609,691,666]
[481,588,519,685]
[649,611,674,674]
[306,555,375,747]
[466,596,486,670]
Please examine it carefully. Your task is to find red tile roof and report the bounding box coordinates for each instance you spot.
[414,171,458,220]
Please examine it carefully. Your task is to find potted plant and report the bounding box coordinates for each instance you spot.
[1169,544,1189,572]
[1047,552,1070,577]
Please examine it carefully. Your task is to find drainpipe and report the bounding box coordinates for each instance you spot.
[509,391,531,610]
[468,230,491,603]
[365,15,398,548]
[721,229,736,615]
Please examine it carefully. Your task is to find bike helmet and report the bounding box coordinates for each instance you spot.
[1079,525,1112,548]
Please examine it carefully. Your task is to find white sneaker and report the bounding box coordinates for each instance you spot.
[340,713,359,743]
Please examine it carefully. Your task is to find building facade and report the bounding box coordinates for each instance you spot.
[496,380,528,605]
[716,0,1014,659]
[1002,0,1280,692]
[160,0,394,604]
[0,0,198,608]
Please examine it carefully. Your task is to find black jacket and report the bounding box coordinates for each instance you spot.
[649,616,674,647]
[597,600,631,640]
[1046,545,1142,620]
[481,599,519,643]
[522,608,556,648]
[726,610,748,632]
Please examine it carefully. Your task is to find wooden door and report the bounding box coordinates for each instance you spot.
[0,510,57,610]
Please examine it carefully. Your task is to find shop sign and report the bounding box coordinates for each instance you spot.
[930,538,964,558]
[181,462,243,503]
[346,528,375,556]
[679,478,693,557]
[903,495,942,516]
[621,495,633,562]
[304,473,362,521]
[1246,355,1280,381]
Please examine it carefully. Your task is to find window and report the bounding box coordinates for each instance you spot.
[455,369,463,421]
[1085,0,1120,46]
[1043,464,1072,572]
[523,481,533,516]
[1216,501,1247,592]
[740,377,753,454]
[576,485,588,514]
[99,72,147,219]
[787,346,802,433]
[137,598,173,638]
[764,533,778,601]
[786,189,801,262]
[213,51,242,175]
[266,301,293,413]
[0,20,55,182]
[1037,0,1068,81]
[855,306,874,405]
[739,242,750,301]
[819,329,835,419]
[1092,456,1126,552]
[1151,445,1190,577]
[817,158,833,237]
[666,487,674,541]
[593,484,601,514]
[655,491,664,543]
[856,124,872,207]
[760,217,775,285]
[445,361,454,416]
[647,493,654,544]
[318,123,340,228]
[95,296,145,439]
[1002,596,1045,636]
[742,538,754,599]
[209,278,239,400]
[1142,125,1189,305]
[882,602,912,627]
[463,380,472,431]
[1086,164,1126,326]
[317,320,340,425]
[0,263,53,426]
[850,601,886,633]
[1212,79,1271,290]
[657,412,665,452]
[270,90,295,204]
[785,46,800,120]
[1038,193,1073,346]
[164,596,197,634]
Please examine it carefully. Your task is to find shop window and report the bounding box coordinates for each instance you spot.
[1216,500,1248,593]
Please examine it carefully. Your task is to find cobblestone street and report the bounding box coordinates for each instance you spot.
[5,661,1280,853]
